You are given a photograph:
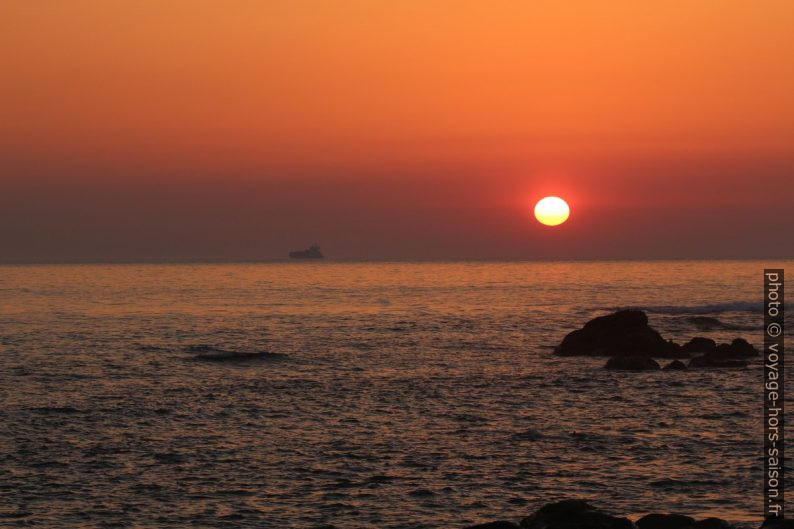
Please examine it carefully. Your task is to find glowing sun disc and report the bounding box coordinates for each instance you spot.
[534,196,570,226]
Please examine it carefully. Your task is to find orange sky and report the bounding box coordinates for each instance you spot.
[1,1,793,260]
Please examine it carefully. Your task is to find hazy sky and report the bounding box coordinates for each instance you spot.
[2,1,793,261]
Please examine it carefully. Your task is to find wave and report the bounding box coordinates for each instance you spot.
[618,301,761,314]
[679,315,757,331]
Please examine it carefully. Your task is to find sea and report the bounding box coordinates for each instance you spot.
[0,260,790,528]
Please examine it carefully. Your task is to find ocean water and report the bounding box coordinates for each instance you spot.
[0,260,790,528]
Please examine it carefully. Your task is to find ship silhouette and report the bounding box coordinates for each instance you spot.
[289,244,324,259]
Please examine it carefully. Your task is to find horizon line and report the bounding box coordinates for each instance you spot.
[1,257,792,266]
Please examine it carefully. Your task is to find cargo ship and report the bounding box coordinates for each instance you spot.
[289,244,323,259]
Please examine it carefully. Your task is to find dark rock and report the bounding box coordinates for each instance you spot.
[712,338,758,358]
[686,316,725,330]
[689,356,749,368]
[664,340,686,357]
[466,522,521,529]
[191,348,285,362]
[555,310,688,358]
[460,504,736,529]
[520,499,635,529]
[153,452,186,464]
[761,518,794,529]
[605,356,661,371]
[682,337,717,354]
[408,488,435,497]
[663,360,687,370]
[693,518,733,529]
[686,337,756,368]
[637,513,695,529]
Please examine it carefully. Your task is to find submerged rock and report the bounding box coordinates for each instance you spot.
[605,356,660,371]
[520,500,634,529]
[554,310,686,358]
[663,360,688,370]
[637,513,695,529]
[408,488,435,497]
[191,348,285,362]
[153,452,186,464]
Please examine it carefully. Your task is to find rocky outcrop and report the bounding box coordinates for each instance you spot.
[554,310,686,359]
[636,514,695,529]
[519,500,634,529]
[686,337,757,368]
[464,500,743,529]
[715,338,757,358]
[663,360,687,370]
[762,518,794,529]
[605,356,661,371]
[682,337,717,355]
[554,311,758,364]
[636,514,734,529]
[681,337,757,359]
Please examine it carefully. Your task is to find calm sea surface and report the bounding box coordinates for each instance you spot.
[1,261,790,528]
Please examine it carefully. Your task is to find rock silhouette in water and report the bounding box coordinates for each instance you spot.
[464,500,744,529]
[716,338,757,358]
[682,337,717,354]
[554,310,759,366]
[605,356,661,370]
[762,518,794,529]
[187,346,285,362]
[636,514,733,529]
[637,513,696,529]
[687,338,757,368]
[519,500,634,529]
[554,310,685,358]
[663,360,688,370]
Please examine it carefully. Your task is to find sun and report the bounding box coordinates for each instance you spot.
[534,196,570,226]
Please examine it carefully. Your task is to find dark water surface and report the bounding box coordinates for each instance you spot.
[1,261,790,528]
